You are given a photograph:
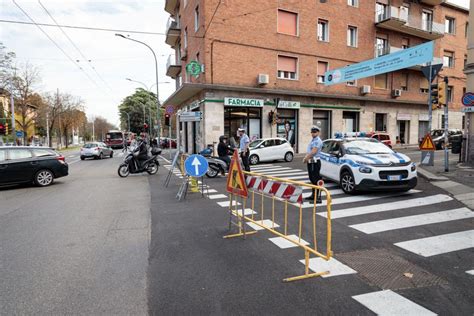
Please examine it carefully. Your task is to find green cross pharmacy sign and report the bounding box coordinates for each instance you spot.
[186,60,204,77]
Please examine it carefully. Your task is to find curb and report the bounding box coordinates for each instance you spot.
[417,167,449,181]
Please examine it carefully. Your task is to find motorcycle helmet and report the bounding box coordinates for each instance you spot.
[219,135,226,142]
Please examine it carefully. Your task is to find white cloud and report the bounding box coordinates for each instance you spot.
[0,0,175,126]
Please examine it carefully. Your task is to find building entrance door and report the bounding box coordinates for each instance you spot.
[313,110,331,140]
[397,120,410,144]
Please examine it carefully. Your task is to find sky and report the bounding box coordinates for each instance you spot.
[0,0,470,126]
[0,0,174,126]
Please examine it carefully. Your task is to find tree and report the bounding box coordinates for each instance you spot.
[91,116,116,141]
[0,42,16,90]
[118,88,157,134]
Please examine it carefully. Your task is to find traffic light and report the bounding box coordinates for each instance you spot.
[165,114,170,126]
[0,123,5,135]
[430,83,439,106]
[438,81,447,106]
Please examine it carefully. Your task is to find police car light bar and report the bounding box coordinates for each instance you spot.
[334,131,367,138]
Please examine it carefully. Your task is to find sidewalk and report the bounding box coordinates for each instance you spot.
[418,159,474,210]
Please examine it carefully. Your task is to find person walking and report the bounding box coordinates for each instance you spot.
[238,128,250,171]
[303,126,323,203]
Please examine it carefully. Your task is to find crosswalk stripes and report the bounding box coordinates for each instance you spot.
[466,270,474,275]
[298,257,357,278]
[352,290,436,316]
[394,230,474,257]
[349,208,474,234]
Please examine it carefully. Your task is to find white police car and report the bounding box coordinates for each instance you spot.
[319,137,417,194]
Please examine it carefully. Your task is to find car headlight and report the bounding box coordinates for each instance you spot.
[411,164,416,172]
[359,166,372,173]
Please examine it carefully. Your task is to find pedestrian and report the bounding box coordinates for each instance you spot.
[238,128,250,172]
[303,126,323,203]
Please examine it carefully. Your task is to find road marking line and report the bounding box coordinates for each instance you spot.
[259,170,305,175]
[395,230,474,257]
[246,219,280,231]
[350,208,474,234]
[303,189,344,197]
[250,165,275,170]
[302,182,338,190]
[298,190,421,208]
[208,194,228,200]
[217,201,240,207]
[466,270,474,275]
[299,257,357,278]
[159,155,171,163]
[203,189,217,193]
[269,234,309,249]
[68,155,75,158]
[68,160,80,165]
[352,290,436,316]
[250,167,292,173]
[232,208,257,216]
[284,175,311,180]
[319,194,453,219]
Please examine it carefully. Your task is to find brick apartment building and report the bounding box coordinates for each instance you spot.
[163,0,468,153]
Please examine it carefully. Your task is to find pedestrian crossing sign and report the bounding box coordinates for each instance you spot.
[419,134,435,151]
[226,150,248,198]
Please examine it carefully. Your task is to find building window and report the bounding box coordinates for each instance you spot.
[401,73,408,91]
[376,3,388,22]
[402,38,409,49]
[420,78,429,93]
[317,19,329,42]
[277,9,298,36]
[196,52,200,62]
[420,88,429,93]
[445,17,455,34]
[194,6,199,32]
[277,55,297,80]
[465,55,468,69]
[447,85,453,102]
[422,10,433,32]
[184,27,188,48]
[347,79,357,86]
[462,115,465,129]
[317,61,328,83]
[348,0,358,7]
[376,37,388,57]
[466,22,469,38]
[443,51,454,68]
[347,26,358,47]
[374,73,388,89]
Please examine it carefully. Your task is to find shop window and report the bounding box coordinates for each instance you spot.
[317,19,329,42]
[374,73,388,89]
[317,61,328,83]
[313,110,331,140]
[443,51,454,68]
[278,9,298,36]
[347,26,358,47]
[224,107,262,141]
[278,55,297,80]
[342,111,359,133]
[445,17,455,34]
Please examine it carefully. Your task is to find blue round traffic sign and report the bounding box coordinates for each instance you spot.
[184,154,209,177]
[462,92,474,106]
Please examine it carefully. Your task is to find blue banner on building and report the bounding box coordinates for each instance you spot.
[324,41,434,86]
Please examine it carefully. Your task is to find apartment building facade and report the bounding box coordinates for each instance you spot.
[164,0,468,153]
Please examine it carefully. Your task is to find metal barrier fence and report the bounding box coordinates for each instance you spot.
[224,170,333,282]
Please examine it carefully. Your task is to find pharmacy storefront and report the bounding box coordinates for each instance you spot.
[224,97,263,141]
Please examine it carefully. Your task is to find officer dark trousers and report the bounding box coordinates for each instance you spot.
[307,159,322,202]
[241,150,250,172]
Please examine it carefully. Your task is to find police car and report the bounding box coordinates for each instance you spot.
[319,133,417,194]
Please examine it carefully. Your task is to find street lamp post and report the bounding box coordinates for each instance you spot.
[116,33,161,144]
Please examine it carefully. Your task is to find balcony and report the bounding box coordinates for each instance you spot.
[164,0,179,15]
[166,55,181,79]
[165,17,181,48]
[375,6,444,40]
[420,0,445,5]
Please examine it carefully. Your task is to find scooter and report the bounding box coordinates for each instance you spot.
[198,148,229,178]
[118,146,161,177]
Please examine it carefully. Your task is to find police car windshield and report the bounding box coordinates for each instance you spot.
[344,140,393,155]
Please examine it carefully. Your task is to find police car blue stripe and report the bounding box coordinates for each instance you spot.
[361,155,383,165]
[392,152,406,163]
[320,153,360,167]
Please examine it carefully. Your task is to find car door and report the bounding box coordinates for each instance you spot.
[6,148,34,183]
[101,142,111,155]
[273,139,286,160]
[0,149,8,184]
[257,139,275,162]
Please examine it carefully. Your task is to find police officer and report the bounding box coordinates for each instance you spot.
[303,126,323,203]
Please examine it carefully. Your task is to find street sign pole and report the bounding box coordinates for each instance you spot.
[444,76,449,172]
[428,62,433,132]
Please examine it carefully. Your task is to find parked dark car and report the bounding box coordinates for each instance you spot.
[0,147,68,187]
[158,137,177,149]
[421,129,463,150]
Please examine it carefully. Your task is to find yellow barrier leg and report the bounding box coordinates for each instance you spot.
[189,177,199,193]
[283,250,330,282]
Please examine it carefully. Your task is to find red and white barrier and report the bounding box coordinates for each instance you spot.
[246,175,303,204]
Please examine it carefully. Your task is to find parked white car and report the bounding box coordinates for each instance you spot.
[248,138,294,165]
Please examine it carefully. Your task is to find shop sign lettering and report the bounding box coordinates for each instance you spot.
[224,97,264,107]
[278,101,300,109]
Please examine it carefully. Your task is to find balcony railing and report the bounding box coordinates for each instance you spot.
[375,6,444,40]
[166,55,181,79]
[165,17,181,47]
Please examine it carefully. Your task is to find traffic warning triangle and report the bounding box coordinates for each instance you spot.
[226,150,248,198]
[419,134,436,151]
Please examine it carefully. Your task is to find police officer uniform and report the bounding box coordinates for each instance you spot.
[304,126,323,203]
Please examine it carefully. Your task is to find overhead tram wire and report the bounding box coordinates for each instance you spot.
[37,0,114,93]
[11,0,105,93]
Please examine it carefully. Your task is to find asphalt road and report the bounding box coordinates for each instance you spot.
[148,156,473,315]
[0,150,150,315]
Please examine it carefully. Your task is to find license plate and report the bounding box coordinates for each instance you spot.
[387,175,402,181]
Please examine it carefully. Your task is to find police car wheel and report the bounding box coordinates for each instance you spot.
[340,171,356,194]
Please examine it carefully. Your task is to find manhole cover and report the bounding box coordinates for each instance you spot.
[337,249,447,290]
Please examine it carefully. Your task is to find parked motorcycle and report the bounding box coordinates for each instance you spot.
[118,146,162,177]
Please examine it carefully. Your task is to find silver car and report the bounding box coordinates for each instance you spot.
[80,142,113,160]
